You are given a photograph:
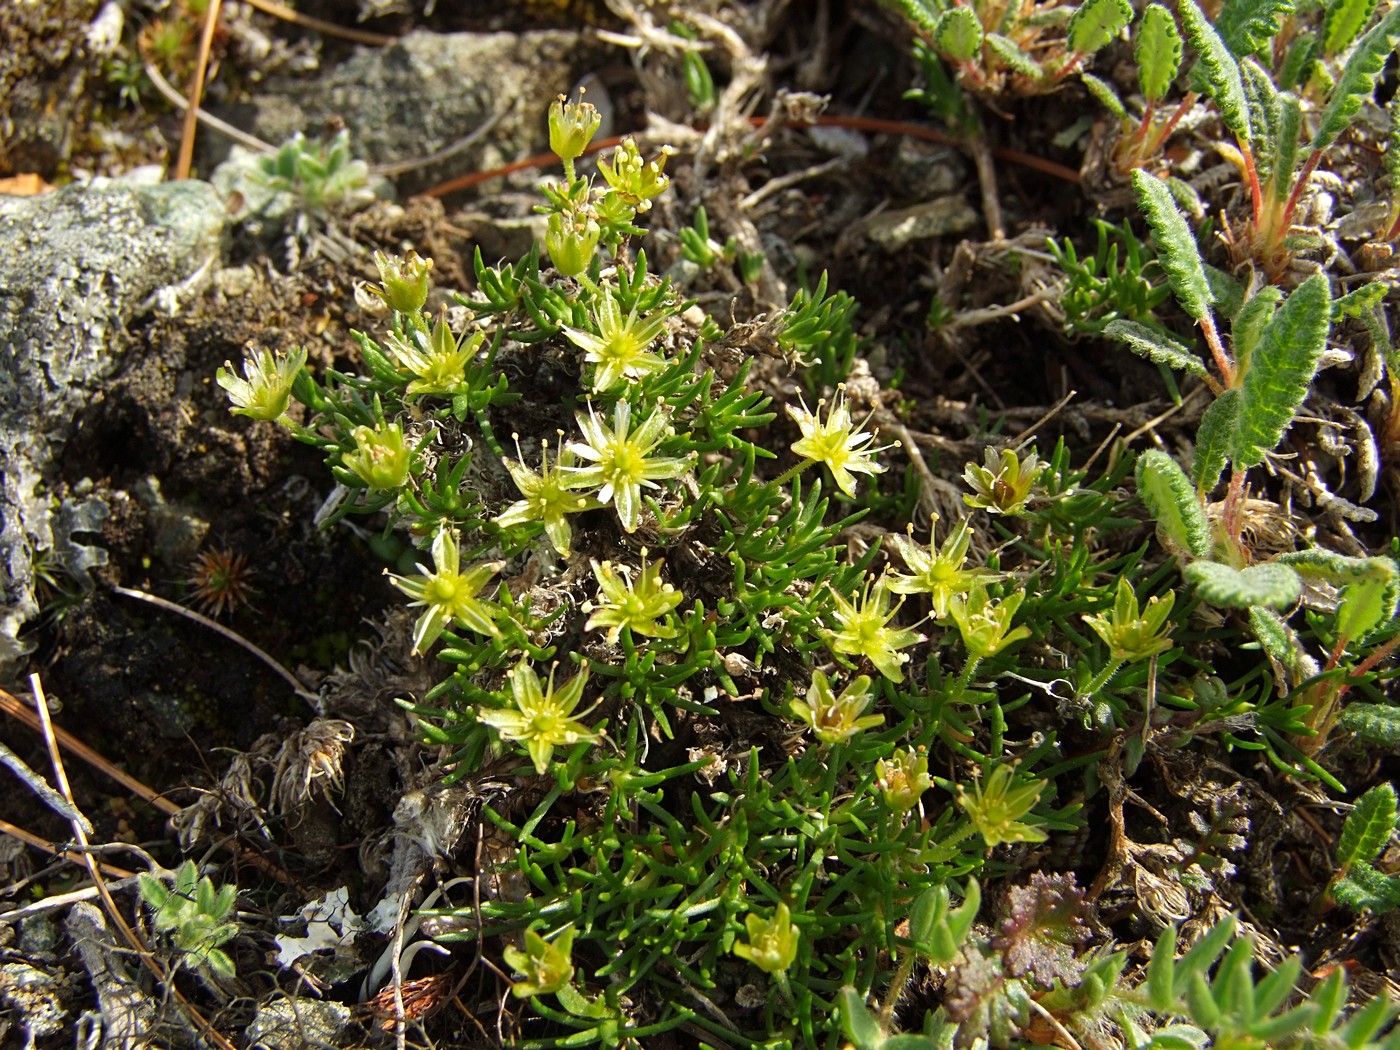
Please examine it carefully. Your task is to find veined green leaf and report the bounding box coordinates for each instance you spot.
[935,8,985,62]
[1313,5,1400,151]
[1279,33,1319,89]
[1230,273,1331,468]
[1130,171,1213,321]
[986,33,1043,78]
[1105,319,1208,377]
[1082,72,1128,118]
[1337,783,1398,868]
[1270,94,1303,205]
[1216,0,1296,57]
[1184,561,1302,609]
[1231,285,1283,375]
[1324,0,1380,56]
[1240,57,1282,159]
[1137,450,1212,559]
[1179,0,1252,140]
[1192,388,1239,493]
[1335,572,1400,644]
[1331,862,1400,912]
[1339,702,1400,746]
[1137,4,1184,101]
[1068,0,1133,55]
[1331,280,1388,320]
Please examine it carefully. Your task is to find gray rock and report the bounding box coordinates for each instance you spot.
[245,995,358,1049]
[0,178,226,674]
[219,29,605,195]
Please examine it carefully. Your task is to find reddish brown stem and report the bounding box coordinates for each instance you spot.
[1200,313,1235,388]
[1280,149,1324,237]
[1223,466,1247,555]
[1240,140,1263,225]
[1145,92,1197,157]
[174,0,222,180]
[420,115,1083,199]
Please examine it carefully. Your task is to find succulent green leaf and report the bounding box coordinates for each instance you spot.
[1130,171,1213,321]
[1176,914,1237,985]
[1339,702,1400,746]
[1231,273,1332,468]
[1183,561,1302,609]
[1082,72,1128,118]
[1325,0,1380,56]
[1137,450,1212,559]
[936,8,985,62]
[1179,0,1252,140]
[1337,783,1398,868]
[986,33,1044,78]
[1216,0,1297,57]
[1145,926,1179,1011]
[1312,5,1400,151]
[1105,319,1209,377]
[1192,388,1240,493]
[1335,993,1400,1046]
[837,987,887,1050]
[1067,0,1133,55]
[1309,968,1348,1037]
[1136,5,1184,101]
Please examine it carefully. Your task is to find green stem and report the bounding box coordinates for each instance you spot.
[1082,658,1127,699]
[772,458,813,490]
[878,947,920,1029]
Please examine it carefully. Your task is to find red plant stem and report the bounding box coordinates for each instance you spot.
[1199,313,1234,388]
[1146,92,1197,156]
[1341,632,1400,695]
[1280,149,1323,236]
[420,114,1082,199]
[1240,140,1263,225]
[1130,101,1158,149]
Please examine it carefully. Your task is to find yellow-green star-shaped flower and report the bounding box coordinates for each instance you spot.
[389,530,504,655]
[886,517,990,619]
[787,385,891,498]
[823,573,925,683]
[790,669,883,745]
[476,660,599,775]
[583,555,684,643]
[494,435,603,557]
[565,401,692,534]
[564,286,670,393]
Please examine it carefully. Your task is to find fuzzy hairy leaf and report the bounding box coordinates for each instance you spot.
[1335,571,1400,644]
[1184,561,1302,609]
[1231,273,1331,468]
[986,33,1043,78]
[1179,0,1252,140]
[993,873,1090,989]
[1339,702,1400,746]
[936,8,985,62]
[1325,0,1380,55]
[838,987,887,1050]
[1268,95,1303,205]
[1192,388,1239,492]
[1217,0,1296,56]
[1137,4,1184,101]
[1130,171,1213,321]
[1337,783,1398,868]
[1331,862,1400,913]
[1231,286,1283,375]
[1082,72,1128,117]
[1313,5,1400,151]
[1248,604,1294,664]
[1332,281,1387,320]
[1105,319,1209,377]
[1067,0,1133,55]
[1137,450,1212,559]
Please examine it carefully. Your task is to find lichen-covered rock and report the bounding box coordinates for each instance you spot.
[0,178,226,673]
[219,29,605,195]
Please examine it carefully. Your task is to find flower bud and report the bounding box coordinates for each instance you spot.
[548,93,601,166]
[545,211,601,277]
[370,250,432,314]
[342,422,412,490]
